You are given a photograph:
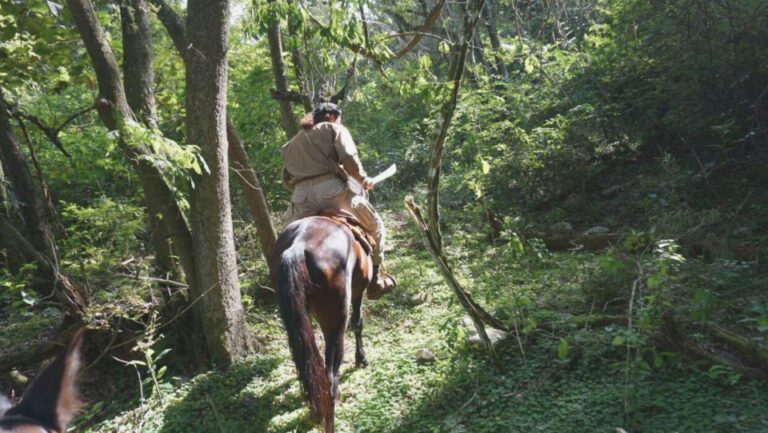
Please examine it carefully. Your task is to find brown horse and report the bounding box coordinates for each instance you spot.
[270,211,374,433]
[0,330,85,433]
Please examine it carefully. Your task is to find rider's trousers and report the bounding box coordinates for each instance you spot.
[284,177,385,265]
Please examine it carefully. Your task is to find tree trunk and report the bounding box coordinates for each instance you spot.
[0,90,89,317]
[0,89,57,264]
[287,1,313,113]
[149,0,277,261]
[226,118,276,258]
[66,0,210,368]
[0,212,88,318]
[186,0,251,366]
[482,0,508,79]
[120,0,179,281]
[120,0,158,128]
[472,28,492,74]
[267,0,299,138]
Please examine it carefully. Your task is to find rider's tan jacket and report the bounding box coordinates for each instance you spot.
[280,122,367,190]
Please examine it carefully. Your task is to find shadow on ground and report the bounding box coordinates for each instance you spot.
[156,355,311,433]
[342,338,768,433]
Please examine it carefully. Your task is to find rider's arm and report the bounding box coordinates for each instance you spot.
[334,126,373,187]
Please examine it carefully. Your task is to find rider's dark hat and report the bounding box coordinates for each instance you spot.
[312,102,342,118]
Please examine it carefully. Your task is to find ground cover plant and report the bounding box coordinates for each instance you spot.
[67,208,768,433]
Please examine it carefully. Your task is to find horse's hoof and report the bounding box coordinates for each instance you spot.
[355,356,369,368]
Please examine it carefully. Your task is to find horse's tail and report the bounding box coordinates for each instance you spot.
[276,250,333,430]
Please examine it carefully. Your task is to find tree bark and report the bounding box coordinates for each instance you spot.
[119,0,179,281]
[0,89,57,264]
[120,0,158,128]
[149,0,277,260]
[186,0,251,366]
[482,0,508,79]
[287,1,313,112]
[266,0,299,138]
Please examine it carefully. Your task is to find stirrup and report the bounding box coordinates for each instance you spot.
[367,266,396,300]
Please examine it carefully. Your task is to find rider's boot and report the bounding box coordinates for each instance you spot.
[367,264,396,300]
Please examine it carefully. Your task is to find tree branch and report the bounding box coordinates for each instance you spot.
[330,56,357,105]
[389,0,447,59]
[405,0,497,363]
[303,0,448,63]
[8,107,79,158]
[147,0,189,59]
[270,89,306,104]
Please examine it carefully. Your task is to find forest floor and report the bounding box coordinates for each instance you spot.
[63,204,768,433]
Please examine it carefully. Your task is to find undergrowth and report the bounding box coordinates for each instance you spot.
[71,205,768,433]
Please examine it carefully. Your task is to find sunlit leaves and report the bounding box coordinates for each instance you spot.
[116,120,208,190]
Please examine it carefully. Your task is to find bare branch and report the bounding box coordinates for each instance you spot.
[8,106,85,158]
[390,0,448,59]
[271,89,307,104]
[330,57,357,105]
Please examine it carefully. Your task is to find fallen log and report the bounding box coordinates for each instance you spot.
[703,323,768,372]
[525,231,622,251]
[656,313,767,379]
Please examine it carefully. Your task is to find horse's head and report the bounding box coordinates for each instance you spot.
[0,330,85,433]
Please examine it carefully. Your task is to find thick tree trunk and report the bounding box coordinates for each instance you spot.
[120,0,179,280]
[186,0,251,366]
[149,0,277,260]
[266,1,299,138]
[120,0,158,128]
[66,0,212,369]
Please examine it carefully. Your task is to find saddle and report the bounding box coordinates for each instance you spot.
[306,208,376,256]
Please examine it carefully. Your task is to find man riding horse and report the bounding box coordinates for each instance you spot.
[280,102,396,299]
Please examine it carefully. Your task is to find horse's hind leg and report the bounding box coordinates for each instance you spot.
[316,295,348,403]
[322,327,345,402]
[351,293,368,367]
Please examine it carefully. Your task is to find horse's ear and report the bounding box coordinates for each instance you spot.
[5,329,86,432]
